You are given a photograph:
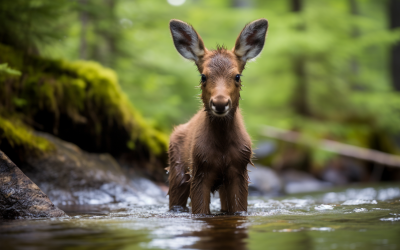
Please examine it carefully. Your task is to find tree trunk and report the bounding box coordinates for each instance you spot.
[291,0,302,11]
[349,0,359,75]
[389,0,400,91]
[231,0,252,8]
[79,0,88,60]
[92,0,118,66]
[104,0,118,66]
[290,0,310,116]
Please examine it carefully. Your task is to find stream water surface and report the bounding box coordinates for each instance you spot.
[1,183,400,250]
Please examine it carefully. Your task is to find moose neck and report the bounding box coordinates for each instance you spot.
[206,106,238,138]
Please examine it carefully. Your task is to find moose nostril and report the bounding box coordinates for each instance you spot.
[211,101,230,113]
[224,104,229,111]
[211,101,216,111]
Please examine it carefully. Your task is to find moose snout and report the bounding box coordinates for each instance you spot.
[210,97,230,115]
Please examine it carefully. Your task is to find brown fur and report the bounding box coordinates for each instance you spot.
[167,19,268,214]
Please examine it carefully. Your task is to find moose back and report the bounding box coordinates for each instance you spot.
[167,18,268,215]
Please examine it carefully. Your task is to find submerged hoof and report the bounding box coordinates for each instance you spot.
[219,210,228,215]
[169,205,189,213]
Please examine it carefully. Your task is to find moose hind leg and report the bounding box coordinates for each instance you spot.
[168,164,190,212]
[219,186,228,213]
[168,142,190,212]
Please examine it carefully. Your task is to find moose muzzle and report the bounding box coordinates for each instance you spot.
[210,97,230,116]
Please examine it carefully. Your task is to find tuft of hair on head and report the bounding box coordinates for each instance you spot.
[233,18,269,62]
[215,44,227,52]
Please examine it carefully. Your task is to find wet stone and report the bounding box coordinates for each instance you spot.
[0,150,66,219]
[247,164,283,196]
[170,205,189,213]
[18,132,167,206]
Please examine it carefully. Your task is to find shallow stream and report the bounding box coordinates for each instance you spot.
[1,183,400,250]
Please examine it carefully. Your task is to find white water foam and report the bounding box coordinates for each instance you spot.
[342,200,377,205]
[380,217,400,222]
[353,208,367,213]
[315,204,334,210]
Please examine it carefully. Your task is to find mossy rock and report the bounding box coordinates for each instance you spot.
[0,116,53,153]
[0,44,168,180]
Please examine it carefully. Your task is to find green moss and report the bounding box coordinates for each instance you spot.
[0,43,168,164]
[0,116,54,153]
[61,60,168,155]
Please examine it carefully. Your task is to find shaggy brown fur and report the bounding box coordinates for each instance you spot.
[167,19,268,214]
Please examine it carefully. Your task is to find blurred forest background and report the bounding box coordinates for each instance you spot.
[1,0,400,184]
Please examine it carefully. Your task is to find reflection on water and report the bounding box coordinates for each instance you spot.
[143,216,249,250]
[1,183,400,250]
[185,217,248,250]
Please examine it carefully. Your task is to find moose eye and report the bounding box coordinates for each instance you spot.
[235,74,241,82]
[201,74,207,84]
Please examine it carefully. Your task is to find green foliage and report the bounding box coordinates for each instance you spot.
[0,0,70,52]
[43,0,400,131]
[2,0,400,170]
[0,63,21,76]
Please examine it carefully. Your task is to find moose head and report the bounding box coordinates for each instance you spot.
[170,19,268,118]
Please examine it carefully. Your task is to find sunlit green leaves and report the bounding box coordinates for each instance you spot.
[0,63,21,76]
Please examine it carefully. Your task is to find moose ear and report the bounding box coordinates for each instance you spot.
[170,19,206,63]
[234,19,268,62]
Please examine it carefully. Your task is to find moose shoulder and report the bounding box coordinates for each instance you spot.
[167,19,268,215]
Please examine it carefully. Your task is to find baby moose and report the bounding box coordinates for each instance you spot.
[167,19,268,215]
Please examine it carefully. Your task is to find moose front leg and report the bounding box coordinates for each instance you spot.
[189,164,218,215]
[168,142,190,211]
[190,176,213,214]
[223,167,249,214]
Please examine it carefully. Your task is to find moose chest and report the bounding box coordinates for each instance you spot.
[189,133,251,174]
[187,139,249,193]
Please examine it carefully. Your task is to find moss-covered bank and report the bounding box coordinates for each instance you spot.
[0,44,168,180]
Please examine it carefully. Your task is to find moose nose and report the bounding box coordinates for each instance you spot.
[211,99,230,113]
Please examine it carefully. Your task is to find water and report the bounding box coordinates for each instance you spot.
[1,183,400,250]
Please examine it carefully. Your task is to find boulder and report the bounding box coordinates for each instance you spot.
[18,132,166,205]
[248,164,283,196]
[321,158,368,184]
[281,169,331,194]
[0,150,66,219]
[253,141,276,158]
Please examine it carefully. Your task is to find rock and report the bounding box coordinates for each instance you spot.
[253,141,276,159]
[281,169,331,194]
[321,158,367,184]
[18,132,166,205]
[248,164,283,196]
[0,150,66,219]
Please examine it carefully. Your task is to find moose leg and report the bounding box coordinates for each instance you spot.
[168,143,190,211]
[224,168,249,214]
[190,178,212,214]
[219,186,228,213]
[190,167,217,215]
[168,165,190,211]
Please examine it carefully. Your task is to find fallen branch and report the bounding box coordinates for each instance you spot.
[260,126,400,168]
